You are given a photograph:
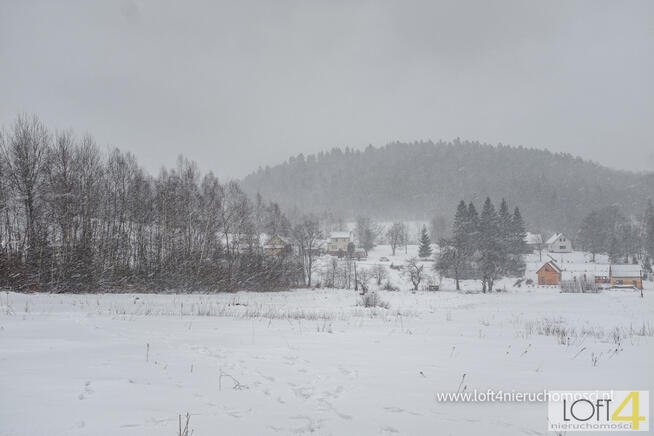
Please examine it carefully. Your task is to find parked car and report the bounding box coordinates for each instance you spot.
[379,257,390,262]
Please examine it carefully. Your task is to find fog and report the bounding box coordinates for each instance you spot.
[1,0,652,176]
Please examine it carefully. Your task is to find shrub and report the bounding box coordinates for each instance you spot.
[358,291,390,309]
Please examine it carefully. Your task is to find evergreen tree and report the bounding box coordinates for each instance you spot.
[418,225,432,258]
[436,201,468,290]
[510,207,528,254]
[608,234,621,264]
[477,197,503,292]
[466,202,479,258]
[498,198,512,243]
[645,200,654,260]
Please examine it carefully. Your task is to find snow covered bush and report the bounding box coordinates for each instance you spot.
[358,291,390,309]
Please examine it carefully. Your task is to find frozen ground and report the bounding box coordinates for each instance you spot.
[1,284,653,435]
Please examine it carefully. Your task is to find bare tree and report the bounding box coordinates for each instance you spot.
[0,114,50,285]
[292,215,322,287]
[372,263,387,286]
[386,222,406,256]
[404,257,424,291]
[355,216,382,255]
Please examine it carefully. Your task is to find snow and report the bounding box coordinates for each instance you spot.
[329,231,352,240]
[1,282,653,435]
[524,232,542,245]
[611,264,643,277]
[545,233,562,245]
[1,246,652,435]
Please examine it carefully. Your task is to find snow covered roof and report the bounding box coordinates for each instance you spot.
[524,232,542,244]
[611,265,642,278]
[329,231,352,239]
[538,261,562,273]
[546,233,563,245]
[561,263,609,279]
[264,234,291,248]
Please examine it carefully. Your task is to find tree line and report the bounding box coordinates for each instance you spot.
[241,141,654,234]
[436,198,528,292]
[578,202,654,272]
[0,114,307,293]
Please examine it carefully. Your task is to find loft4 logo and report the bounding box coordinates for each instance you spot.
[548,391,650,432]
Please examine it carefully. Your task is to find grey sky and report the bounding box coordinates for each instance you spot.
[1,0,653,177]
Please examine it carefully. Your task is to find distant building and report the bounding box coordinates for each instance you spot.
[328,231,353,256]
[263,235,293,256]
[536,261,562,285]
[610,265,643,290]
[524,232,543,252]
[561,264,609,284]
[546,233,573,253]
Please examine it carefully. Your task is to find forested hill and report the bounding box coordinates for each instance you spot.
[242,141,654,234]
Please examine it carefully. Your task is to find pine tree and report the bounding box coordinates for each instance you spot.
[477,197,503,292]
[418,225,432,258]
[506,206,527,276]
[645,200,654,261]
[436,201,468,290]
[498,198,512,243]
[466,202,479,257]
[608,234,621,264]
[510,207,528,254]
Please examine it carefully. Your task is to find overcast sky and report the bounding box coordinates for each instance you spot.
[1,0,653,177]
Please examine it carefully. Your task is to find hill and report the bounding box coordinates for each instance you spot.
[241,141,654,234]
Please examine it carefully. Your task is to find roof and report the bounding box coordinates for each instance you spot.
[524,232,542,244]
[563,263,610,275]
[546,233,563,245]
[611,264,642,278]
[329,231,352,239]
[538,261,562,274]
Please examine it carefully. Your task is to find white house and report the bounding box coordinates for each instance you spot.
[546,233,573,253]
[327,231,353,255]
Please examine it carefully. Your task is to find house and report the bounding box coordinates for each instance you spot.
[328,231,353,256]
[536,261,562,285]
[263,234,293,256]
[524,232,543,252]
[609,265,643,290]
[560,264,610,284]
[546,233,573,253]
[223,233,261,254]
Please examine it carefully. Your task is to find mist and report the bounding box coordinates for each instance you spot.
[1,0,652,177]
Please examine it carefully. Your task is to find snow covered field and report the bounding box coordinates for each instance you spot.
[1,285,652,435]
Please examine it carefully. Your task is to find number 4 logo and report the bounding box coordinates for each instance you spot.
[612,392,646,429]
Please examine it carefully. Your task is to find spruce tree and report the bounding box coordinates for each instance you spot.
[510,207,528,254]
[645,200,654,261]
[498,198,512,243]
[418,225,432,258]
[466,202,479,258]
[436,201,468,290]
[478,197,503,292]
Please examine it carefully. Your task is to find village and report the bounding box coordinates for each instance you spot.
[252,226,649,294]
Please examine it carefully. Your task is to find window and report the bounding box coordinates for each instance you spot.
[559,245,566,249]
[541,277,545,285]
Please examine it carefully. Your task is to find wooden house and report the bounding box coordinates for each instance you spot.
[263,235,293,256]
[609,265,643,290]
[536,261,562,285]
